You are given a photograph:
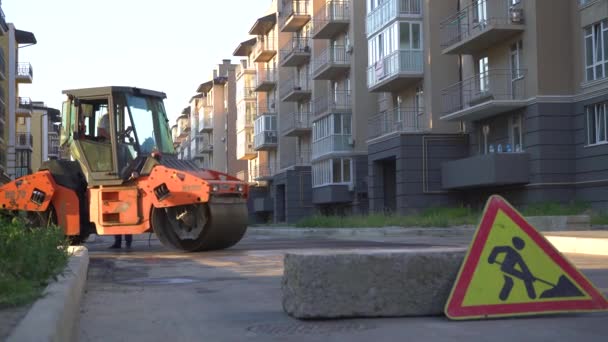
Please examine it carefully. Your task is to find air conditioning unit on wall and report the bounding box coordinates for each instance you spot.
[510,8,524,23]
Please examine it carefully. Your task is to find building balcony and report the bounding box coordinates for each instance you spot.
[253,113,278,151]
[441,152,529,190]
[16,97,33,118]
[312,1,350,39]
[199,142,214,154]
[368,107,424,140]
[313,45,350,80]
[237,136,257,160]
[440,0,525,55]
[237,109,255,131]
[367,50,423,92]
[252,38,277,63]
[0,7,7,33]
[312,134,353,160]
[16,63,33,83]
[0,52,5,81]
[16,133,33,151]
[236,66,256,80]
[280,37,311,67]
[198,116,213,132]
[313,90,351,117]
[284,149,312,166]
[366,0,422,37]
[280,0,311,32]
[441,69,527,122]
[254,67,277,92]
[252,164,275,181]
[280,78,312,102]
[0,85,5,105]
[282,111,312,137]
[241,87,257,101]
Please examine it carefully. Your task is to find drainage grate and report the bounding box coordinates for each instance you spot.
[246,322,376,336]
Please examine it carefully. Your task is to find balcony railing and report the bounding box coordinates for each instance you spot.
[282,111,312,135]
[253,37,277,63]
[368,107,424,139]
[280,37,312,66]
[0,7,7,32]
[283,149,312,166]
[17,97,33,113]
[237,110,255,131]
[312,134,353,160]
[0,52,5,78]
[280,77,312,101]
[280,0,311,31]
[242,87,257,100]
[313,90,351,116]
[17,63,33,79]
[312,1,350,38]
[16,133,33,149]
[198,116,213,132]
[313,45,350,79]
[441,69,526,116]
[252,164,275,180]
[0,85,5,104]
[255,67,277,91]
[366,0,422,36]
[367,50,423,90]
[440,0,524,51]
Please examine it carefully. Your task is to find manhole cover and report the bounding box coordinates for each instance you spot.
[246,322,376,336]
[117,277,199,285]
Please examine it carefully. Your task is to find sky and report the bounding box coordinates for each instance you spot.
[4,0,271,122]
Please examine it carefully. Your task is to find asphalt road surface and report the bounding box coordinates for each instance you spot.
[79,233,608,342]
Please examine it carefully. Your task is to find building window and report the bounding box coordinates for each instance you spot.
[509,114,524,152]
[478,56,489,92]
[585,20,608,82]
[510,40,524,79]
[313,158,352,187]
[587,102,608,145]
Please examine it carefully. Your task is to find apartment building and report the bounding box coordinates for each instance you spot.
[434,0,608,209]
[174,60,247,177]
[309,0,377,216]
[31,102,61,172]
[0,5,36,181]
[365,0,465,213]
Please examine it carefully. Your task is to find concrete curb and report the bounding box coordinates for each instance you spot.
[7,246,89,342]
[249,226,476,238]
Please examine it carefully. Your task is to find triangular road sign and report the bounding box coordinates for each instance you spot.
[445,195,608,320]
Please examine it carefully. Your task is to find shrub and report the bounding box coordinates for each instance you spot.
[0,219,69,307]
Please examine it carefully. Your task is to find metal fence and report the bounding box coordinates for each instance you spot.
[17,62,33,79]
[440,0,523,48]
[441,69,526,114]
[313,90,351,116]
[368,107,424,139]
[367,50,423,88]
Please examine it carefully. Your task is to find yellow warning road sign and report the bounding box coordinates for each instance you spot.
[445,195,608,319]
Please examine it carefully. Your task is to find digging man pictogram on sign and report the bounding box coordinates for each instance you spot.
[488,236,585,301]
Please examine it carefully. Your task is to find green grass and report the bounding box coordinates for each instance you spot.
[0,219,69,307]
[295,201,597,228]
[295,207,480,228]
[520,201,590,217]
[591,213,608,225]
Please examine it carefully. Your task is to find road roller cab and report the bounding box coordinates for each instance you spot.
[0,86,249,251]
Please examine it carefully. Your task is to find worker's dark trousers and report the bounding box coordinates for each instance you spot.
[114,234,133,247]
